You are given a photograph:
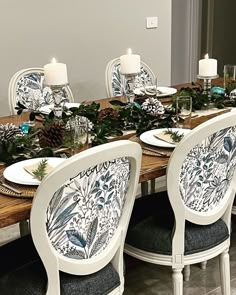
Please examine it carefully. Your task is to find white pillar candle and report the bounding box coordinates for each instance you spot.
[198,54,217,77]
[120,48,141,74]
[44,58,68,85]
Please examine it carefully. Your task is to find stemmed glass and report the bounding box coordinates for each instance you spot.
[176,96,192,129]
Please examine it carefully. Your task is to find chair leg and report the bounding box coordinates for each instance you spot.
[200,261,207,270]
[219,249,231,295]
[183,265,190,281]
[172,268,183,295]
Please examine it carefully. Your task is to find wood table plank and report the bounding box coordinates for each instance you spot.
[0,79,227,228]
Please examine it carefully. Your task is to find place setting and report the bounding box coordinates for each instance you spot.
[136,95,192,157]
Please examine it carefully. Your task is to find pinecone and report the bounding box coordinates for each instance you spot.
[141,98,165,116]
[38,122,65,148]
[0,123,23,141]
[97,108,119,121]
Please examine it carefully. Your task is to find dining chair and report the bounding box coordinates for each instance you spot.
[105,57,166,196]
[8,67,74,115]
[105,57,156,98]
[125,111,236,295]
[0,140,142,294]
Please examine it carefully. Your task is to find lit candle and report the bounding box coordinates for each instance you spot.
[44,58,68,85]
[198,54,217,77]
[120,48,141,74]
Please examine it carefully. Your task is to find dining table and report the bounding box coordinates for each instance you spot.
[0,79,229,229]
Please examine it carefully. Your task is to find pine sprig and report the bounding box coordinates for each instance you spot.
[165,129,184,143]
[32,159,48,181]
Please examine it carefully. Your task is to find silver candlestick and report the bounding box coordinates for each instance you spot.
[197,74,219,98]
[48,84,68,118]
[121,73,140,103]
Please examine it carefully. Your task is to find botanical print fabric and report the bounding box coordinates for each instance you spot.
[16,73,68,111]
[112,63,152,97]
[46,157,130,259]
[180,127,236,212]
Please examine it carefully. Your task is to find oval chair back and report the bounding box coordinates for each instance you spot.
[30,140,142,294]
[8,68,74,115]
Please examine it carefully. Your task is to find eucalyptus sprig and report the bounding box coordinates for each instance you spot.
[32,159,48,181]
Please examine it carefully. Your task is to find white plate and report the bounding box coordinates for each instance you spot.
[3,157,66,185]
[39,102,81,114]
[134,86,177,97]
[140,128,190,148]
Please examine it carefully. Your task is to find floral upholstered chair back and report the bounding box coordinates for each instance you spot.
[105,58,156,97]
[179,126,236,213]
[167,112,236,222]
[46,157,131,259]
[8,68,74,115]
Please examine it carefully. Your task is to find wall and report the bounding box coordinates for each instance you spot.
[0,0,172,116]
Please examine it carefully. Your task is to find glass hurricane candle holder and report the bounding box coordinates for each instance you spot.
[197,74,219,99]
[49,84,68,118]
[121,73,140,103]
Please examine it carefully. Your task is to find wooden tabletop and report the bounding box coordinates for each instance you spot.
[0,79,227,228]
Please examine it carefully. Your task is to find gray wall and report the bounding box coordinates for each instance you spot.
[0,0,172,116]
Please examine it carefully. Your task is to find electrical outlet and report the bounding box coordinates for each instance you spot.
[146,17,158,29]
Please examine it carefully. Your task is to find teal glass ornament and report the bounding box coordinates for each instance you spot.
[19,123,31,134]
[211,86,225,96]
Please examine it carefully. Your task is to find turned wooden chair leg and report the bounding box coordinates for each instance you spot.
[219,249,231,295]
[200,261,207,270]
[183,265,190,281]
[173,268,183,295]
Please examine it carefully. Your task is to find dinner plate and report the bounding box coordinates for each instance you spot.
[134,86,177,97]
[140,128,190,148]
[3,157,66,185]
[39,102,81,114]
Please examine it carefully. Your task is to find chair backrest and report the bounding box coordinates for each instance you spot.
[30,140,142,294]
[105,57,156,97]
[8,68,74,115]
[167,112,236,258]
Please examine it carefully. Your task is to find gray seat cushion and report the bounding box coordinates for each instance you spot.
[0,235,120,295]
[126,192,229,255]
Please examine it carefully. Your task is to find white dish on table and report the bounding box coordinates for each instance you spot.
[140,128,190,148]
[134,86,177,97]
[3,157,66,185]
[39,102,81,114]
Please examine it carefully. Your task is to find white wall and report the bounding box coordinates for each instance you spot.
[0,0,172,116]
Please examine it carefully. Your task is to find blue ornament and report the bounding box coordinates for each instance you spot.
[211,86,225,96]
[19,123,31,134]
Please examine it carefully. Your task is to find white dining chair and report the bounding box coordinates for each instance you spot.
[8,68,74,115]
[105,57,156,98]
[105,57,166,196]
[125,111,236,295]
[0,140,142,294]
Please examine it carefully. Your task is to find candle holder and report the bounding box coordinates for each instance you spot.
[47,84,68,118]
[121,73,140,103]
[197,74,219,99]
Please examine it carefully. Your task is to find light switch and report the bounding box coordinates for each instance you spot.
[146,17,158,29]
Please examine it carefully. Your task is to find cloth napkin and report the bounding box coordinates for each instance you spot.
[153,131,176,145]
[24,162,53,178]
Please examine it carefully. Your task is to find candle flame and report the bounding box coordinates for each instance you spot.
[51,57,57,63]
[127,48,132,55]
[204,53,209,59]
